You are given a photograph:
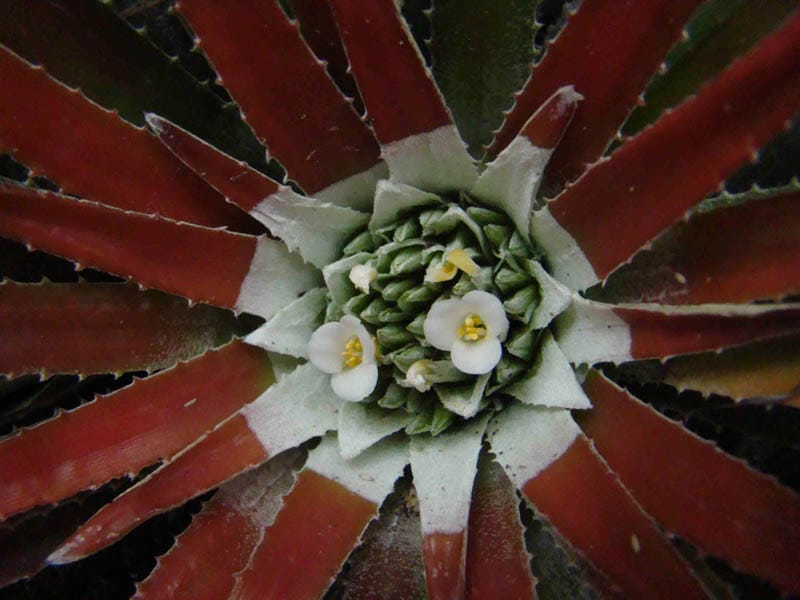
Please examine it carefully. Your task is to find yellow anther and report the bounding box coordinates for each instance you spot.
[457,313,487,343]
[424,248,480,283]
[441,262,458,276]
[444,248,480,276]
[342,336,363,369]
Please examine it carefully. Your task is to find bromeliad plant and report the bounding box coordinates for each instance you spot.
[1,0,800,598]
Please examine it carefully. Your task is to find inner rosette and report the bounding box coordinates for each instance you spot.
[308,183,566,435]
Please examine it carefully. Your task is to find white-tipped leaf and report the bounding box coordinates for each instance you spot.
[337,402,412,460]
[236,236,321,319]
[488,404,580,487]
[245,288,327,358]
[555,297,633,365]
[528,260,573,329]
[530,206,599,291]
[242,363,341,457]
[250,186,369,268]
[436,373,491,418]
[470,136,552,237]
[314,162,389,212]
[369,180,441,230]
[505,332,592,409]
[267,352,301,382]
[383,125,478,192]
[410,415,489,535]
[307,434,408,505]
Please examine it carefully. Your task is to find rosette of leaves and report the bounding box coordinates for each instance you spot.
[0,1,799,599]
[322,196,552,435]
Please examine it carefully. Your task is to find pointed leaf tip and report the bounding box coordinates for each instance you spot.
[543,11,800,286]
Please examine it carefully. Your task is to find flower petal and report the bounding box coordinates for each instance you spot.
[423,298,466,350]
[331,362,379,402]
[451,338,502,375]
[348,264,377,294]
[353,323,377,365]
[308,321,350,374]
[461,290,509,340]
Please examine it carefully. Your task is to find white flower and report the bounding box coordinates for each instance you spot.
[308,315,378,402]
[423,290,509,375]
[401,359,433,392]
[348,263,378,294]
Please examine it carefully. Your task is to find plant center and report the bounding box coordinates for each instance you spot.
[317,191,551,435]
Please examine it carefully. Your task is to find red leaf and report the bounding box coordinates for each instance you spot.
[0,281,239,377]
[0,45,256,232]
[661,335,800,401]
[520,436,705,599]
[134,451,302,600]
[232,470,379,599]
[333,483,427,600]
[543,11,800,285]
[489,0,701,192]
[147,114,279,213]
[557,299,800,364]
[615,305,800,359]
[422,531,466,600]
[0,183,319,317]
[52,415,270,564]
[289,0,364,113]
[328,0,452,144]
[0,494,109,587]
[176,0,381,195]
[517,86,581,151]
[466,458,536,600]
[0,342,272,521]
[580,372,800,594]
[600,189,800,304]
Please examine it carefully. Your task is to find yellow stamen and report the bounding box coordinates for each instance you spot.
[457,313,487,343]
[445,248,480,276]
[425,248,480,283]
[342,336,363,369]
